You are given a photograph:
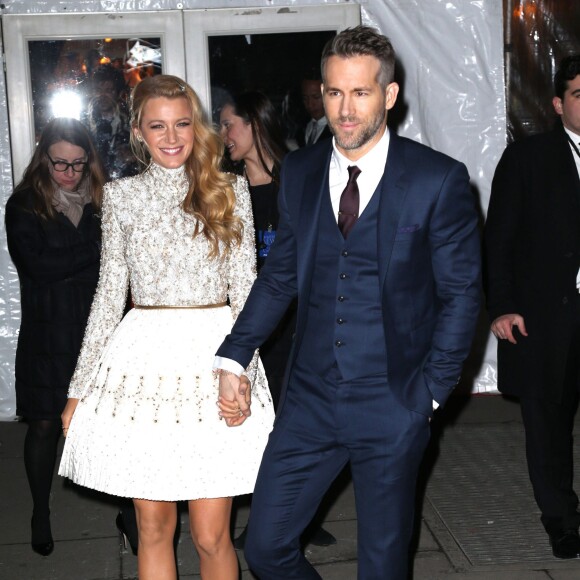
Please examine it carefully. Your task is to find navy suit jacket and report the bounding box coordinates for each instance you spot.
[218,131,482,416]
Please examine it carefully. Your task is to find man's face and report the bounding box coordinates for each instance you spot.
[301,79,325,121]
[322,55,398,161]
[95,80,117,99]
[553,74,580,136]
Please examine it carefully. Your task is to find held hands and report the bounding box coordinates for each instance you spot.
[61,398,80,438]
[218,373,251,427]
[491,313,528,344]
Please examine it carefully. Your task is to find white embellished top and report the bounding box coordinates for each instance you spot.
[68,163,257,399]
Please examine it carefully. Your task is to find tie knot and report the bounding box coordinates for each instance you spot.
[347,165,361,182]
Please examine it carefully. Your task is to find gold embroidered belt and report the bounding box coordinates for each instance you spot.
[133,302,227,310]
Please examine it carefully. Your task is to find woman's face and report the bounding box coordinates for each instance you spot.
[47,141,87,193]
[219,104,255,162]
[136,96,194,169]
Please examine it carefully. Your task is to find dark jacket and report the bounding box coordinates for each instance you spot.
[5,188,101,419]
[218,133,482,416]
[297,122,333,148]
[484,124,580,401]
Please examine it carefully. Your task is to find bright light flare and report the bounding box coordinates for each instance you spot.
[50,90,83,120]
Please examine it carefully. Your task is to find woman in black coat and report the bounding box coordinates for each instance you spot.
[5,117,106,556]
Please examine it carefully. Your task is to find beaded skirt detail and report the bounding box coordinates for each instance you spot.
[59,306,274,501]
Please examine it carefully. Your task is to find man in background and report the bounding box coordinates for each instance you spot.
[301,72,332,145]
[484,54,580,559]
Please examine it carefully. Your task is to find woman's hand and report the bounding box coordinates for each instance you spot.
[218,374,252,427]
[61,398,80,438]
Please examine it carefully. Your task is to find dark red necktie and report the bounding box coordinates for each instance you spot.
[338,165,361,238]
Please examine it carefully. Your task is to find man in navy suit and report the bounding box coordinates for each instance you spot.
[215,26,482,579]
[484,55,580,559]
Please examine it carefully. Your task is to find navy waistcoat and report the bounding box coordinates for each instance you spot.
[297,181,388,381]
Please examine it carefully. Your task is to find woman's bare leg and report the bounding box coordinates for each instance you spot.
[133,499,177,580]
[189,497,238,579]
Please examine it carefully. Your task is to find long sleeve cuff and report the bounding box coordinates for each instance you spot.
[213,356,245,376]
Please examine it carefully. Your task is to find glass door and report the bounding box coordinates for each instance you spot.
[4,11,185,182]
[184,4,361,121]
[4,5,360,182]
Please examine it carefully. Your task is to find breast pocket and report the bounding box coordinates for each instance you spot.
[390,225,428,271]
[394,224,421,242]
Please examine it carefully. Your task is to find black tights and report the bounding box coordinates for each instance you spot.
[24,419,61,520]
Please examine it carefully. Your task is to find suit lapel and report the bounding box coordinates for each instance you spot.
[555,127,580,217]
[298,144,332,277]
[378,132,409,292]
[295,144,333,336]
[298,134,411,293]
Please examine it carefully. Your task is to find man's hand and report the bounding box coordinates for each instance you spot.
[218,373,251,427]
[491,313,527,344]
[239,375,251,409]
[61,398,79,438]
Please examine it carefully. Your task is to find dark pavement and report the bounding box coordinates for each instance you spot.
[1,394,580,579]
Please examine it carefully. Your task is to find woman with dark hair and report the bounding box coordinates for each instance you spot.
[220,91,287,189]
[5,116,106,556]
[58,75,274,579]
[220,91,290,403]
[220,91,336,548]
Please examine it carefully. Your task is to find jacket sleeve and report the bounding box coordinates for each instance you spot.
[5,198,99,283]
[483,145,523,322]
[423,160,483,407]
[67,183,129,399]
[217,162,298,368]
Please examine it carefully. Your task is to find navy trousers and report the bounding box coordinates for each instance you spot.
[245,365,431,579]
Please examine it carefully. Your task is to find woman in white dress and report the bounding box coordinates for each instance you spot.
[59,75,274,579]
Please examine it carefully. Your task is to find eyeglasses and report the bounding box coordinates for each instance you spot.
[47,155,88,173]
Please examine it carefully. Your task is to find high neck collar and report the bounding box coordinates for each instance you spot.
[146,163,189,204]
[147,162,188,181]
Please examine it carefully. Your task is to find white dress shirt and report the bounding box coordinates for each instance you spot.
[329,127,390,221]
[564,127,580,292]
[305,117,329,145]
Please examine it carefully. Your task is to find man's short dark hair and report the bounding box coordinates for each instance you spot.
[302,67,322,84]
[321,25,396,89]
[554,54,580,100]
[92,64,126,97]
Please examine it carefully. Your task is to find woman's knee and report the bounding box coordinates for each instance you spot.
[188,497,233,557]
[27,419,60,441]
[190,526,229,557]
[135,504,175,545]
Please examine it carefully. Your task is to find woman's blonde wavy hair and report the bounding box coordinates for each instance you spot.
[130,75,242,258]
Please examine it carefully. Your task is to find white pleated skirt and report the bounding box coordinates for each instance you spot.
[59,306,274,501]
